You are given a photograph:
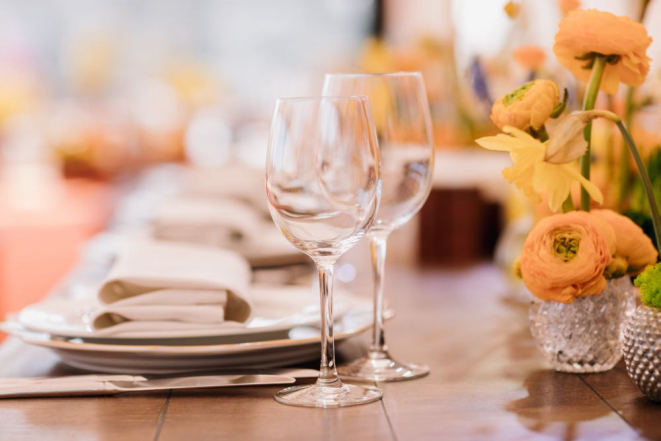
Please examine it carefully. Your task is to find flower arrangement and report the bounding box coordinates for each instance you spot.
[479,9,659,301]
[477,7,661,373]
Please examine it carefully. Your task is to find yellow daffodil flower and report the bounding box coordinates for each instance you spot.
[476,126,603,212]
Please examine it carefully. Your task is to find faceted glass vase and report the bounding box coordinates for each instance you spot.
[623,304,661,402]
[529,277,635,373]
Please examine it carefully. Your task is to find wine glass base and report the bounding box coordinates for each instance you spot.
[338,355,430,382]
[275,383,382,408]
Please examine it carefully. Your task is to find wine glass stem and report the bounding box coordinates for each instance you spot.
[369,231,390,357]
[315,260,342,387]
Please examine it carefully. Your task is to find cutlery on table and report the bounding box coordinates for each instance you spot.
[0,372,311,398]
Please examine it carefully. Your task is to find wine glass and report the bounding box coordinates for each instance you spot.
[266,96,382,407]
[323,72,434,382]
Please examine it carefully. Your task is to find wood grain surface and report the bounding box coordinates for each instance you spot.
[0,263,658,441]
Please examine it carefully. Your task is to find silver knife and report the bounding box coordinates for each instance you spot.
[0,374,297,398]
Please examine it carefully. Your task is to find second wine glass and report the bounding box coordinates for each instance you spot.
[323,72,435,382]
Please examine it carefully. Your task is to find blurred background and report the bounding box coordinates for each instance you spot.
[2,0,661,322]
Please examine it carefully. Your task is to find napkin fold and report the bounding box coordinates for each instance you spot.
[149,196,304,267]
[151,198,264,248]
[93,240,252,336]
[183,165,269,215]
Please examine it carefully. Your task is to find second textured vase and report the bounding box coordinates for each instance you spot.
[623,304,661,401]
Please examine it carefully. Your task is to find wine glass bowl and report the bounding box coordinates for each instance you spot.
[323,72,434,382]
[324,73,433,232]
[267,97,380,259]
[266,96,383,407]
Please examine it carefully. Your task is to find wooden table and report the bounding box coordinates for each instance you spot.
[1,263,659,440]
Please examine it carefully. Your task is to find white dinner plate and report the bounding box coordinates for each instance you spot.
[17,285,368,340]
[4,308,391,374]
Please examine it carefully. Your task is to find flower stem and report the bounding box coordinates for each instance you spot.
[616,0,649,211]
[562,196,575,213]
[618,86,636,210]
[580,55,607,211]
[606,94,616,182]
[616,120,661,253]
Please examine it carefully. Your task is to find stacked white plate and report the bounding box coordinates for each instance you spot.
[4,285,383,374]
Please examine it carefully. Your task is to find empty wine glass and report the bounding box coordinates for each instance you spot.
[323,72,434,382]
[266,96,382,407]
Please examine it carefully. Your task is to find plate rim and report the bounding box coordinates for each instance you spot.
[6,309,394,355]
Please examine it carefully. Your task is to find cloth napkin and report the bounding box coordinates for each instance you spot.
[150,196,303,267]
[92,240,252,336]
[151,197,264,248]
[183,165,269,215]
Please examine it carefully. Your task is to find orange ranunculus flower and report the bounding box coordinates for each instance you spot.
[559,0,580,16]
[592,209,658,275]
[520,211,615,303]
[553,10,652,95]
[512,45,546,71]
[490,80,559,132]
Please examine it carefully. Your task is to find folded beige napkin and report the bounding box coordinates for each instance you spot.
[151,197,263,247]
[183,165,268,215]
[92,240,252,336]
[150,196,304,267]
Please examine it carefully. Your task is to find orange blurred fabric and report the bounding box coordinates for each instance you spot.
[0,180,114,340]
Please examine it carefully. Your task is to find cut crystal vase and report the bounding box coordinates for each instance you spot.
[529,277,635,373]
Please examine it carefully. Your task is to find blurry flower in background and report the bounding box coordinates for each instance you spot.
[48,101,135,178]
[519,211,614,303]
[130,79,187,164]
[359,38,396,74]
[504,1,521,19]
[0,63,44,127]
[62,31,116,95]
[165,60,220,110]
[476,126,603,212]
[470,58,492,106]
[490,80,558,132]
[553,9,652,95]
[558,0,581,16]
[357,35,476,148]
[512,45,546,72]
